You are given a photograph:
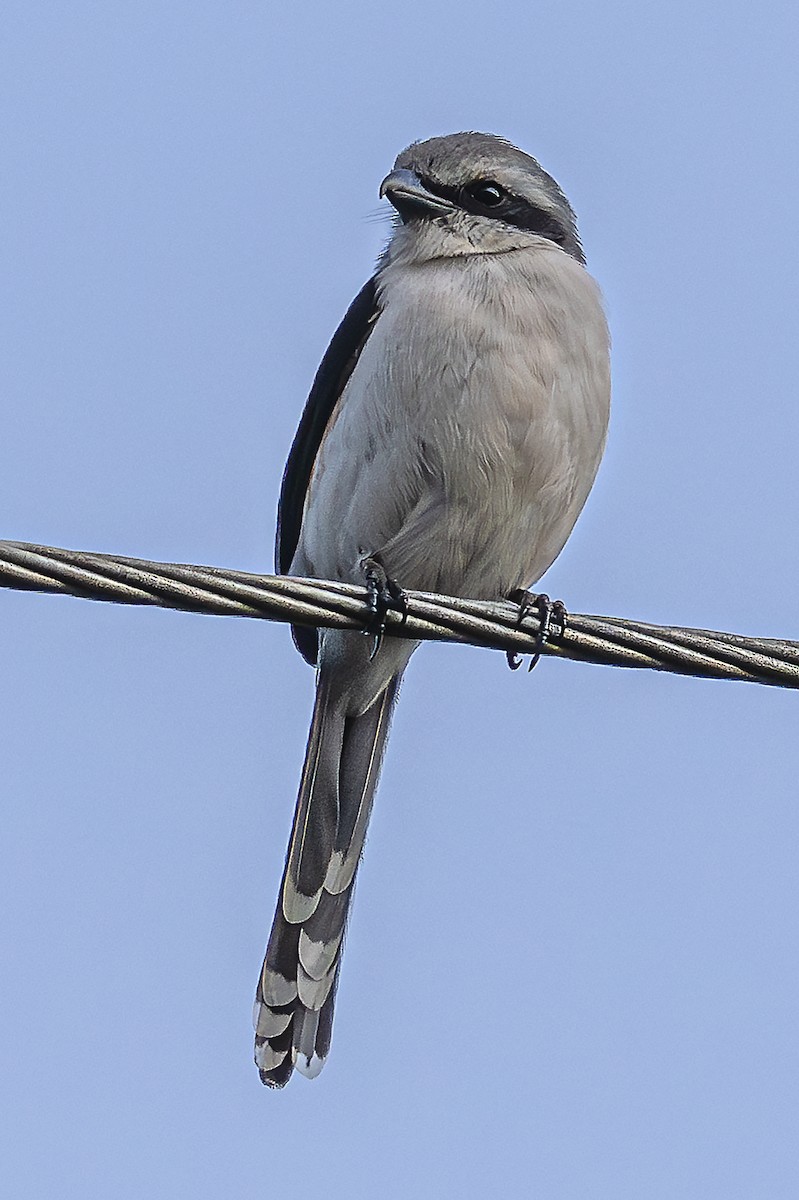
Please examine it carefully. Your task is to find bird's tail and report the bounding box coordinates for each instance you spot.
[254,669,401,1087]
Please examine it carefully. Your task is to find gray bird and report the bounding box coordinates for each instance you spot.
[254,132,611,1086]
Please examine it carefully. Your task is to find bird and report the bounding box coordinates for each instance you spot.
[253,132,611,1087]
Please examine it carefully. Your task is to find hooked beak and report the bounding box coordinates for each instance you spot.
[379,169,455,220]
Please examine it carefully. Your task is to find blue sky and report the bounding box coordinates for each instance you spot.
[2,3,799,1197]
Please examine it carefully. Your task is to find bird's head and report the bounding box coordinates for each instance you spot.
[379,132,584,266]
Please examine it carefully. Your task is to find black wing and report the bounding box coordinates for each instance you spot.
[276,276,380,665]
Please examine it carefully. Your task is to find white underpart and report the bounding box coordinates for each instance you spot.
[294,233,610,608]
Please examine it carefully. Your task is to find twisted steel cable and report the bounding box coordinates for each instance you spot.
[1,539,798,689]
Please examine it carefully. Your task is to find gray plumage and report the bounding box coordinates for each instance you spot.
[254,132,611,1086]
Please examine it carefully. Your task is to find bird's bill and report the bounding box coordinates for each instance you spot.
[379,169,455,219]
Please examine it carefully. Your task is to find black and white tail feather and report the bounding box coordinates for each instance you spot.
[254,671,401,1087]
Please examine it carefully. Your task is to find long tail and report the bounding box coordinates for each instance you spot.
[254,670,401,1087]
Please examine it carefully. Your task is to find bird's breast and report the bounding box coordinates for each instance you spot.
[295,247,610,599]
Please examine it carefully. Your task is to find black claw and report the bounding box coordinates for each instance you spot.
[361,557,407,657]
[506,590,568,672]
[368,630,383,661]
[386,577,409,627]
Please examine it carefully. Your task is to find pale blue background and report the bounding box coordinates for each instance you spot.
[3,3,799,1197]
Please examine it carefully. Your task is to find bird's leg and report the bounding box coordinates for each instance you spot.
[360,556,408,660]
[506,590,567,672]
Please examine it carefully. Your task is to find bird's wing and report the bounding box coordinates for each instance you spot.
[276,276,381,664]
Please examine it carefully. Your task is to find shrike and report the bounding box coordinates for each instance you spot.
[254,132,611,1087]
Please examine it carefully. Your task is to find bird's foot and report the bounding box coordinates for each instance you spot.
[361,556,408,660]
[506,590,567,672]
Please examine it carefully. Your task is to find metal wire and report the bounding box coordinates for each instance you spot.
[1,539,798,689]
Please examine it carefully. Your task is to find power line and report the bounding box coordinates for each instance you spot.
[2,539,798,689]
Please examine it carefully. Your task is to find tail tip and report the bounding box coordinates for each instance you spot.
[295,1050,326,1080]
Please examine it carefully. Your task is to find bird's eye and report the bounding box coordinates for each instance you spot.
[466,180,505,208]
